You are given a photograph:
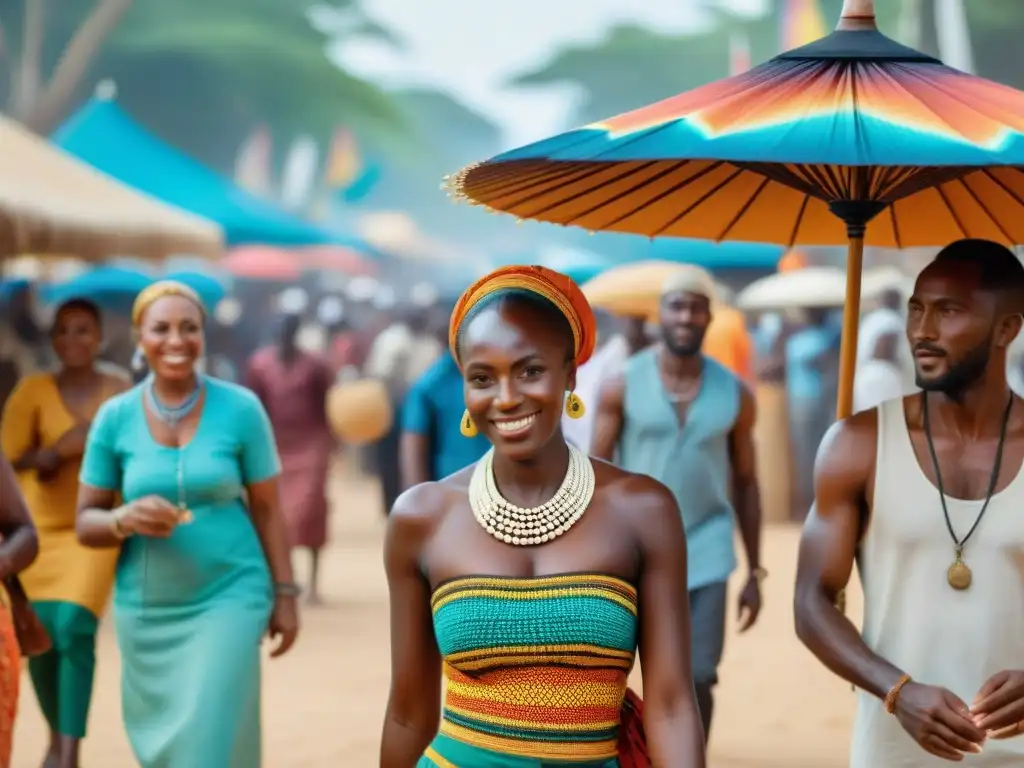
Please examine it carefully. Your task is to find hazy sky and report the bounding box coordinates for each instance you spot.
[334,0,766,145]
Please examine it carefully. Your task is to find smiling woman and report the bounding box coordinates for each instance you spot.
[72,281,299,768]
[380,266,707,768]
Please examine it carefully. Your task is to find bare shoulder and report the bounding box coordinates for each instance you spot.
[818,406,878,465]
[813,405,880,511]
[387,466,472,547]
[592,458,680,530]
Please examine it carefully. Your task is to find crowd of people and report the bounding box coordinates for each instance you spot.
[0,238,1022,767]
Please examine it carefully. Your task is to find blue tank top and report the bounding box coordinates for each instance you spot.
[618,349,740,589]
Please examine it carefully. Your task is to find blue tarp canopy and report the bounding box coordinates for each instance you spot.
[41,266,226,315]
[53,98,371,250]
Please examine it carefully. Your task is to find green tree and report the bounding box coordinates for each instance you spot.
[0,0,405,171]
[508,0,1024,128]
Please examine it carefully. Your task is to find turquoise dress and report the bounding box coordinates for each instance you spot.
[80,378,279,768]
[418,573,638,767]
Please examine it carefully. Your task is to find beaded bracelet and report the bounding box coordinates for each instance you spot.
[884,674,912,715]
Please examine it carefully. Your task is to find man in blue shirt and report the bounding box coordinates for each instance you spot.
[399,351,490,490]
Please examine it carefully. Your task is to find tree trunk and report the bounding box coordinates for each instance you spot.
[20,0,133,134]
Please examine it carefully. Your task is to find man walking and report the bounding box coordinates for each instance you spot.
[795,239,1024,766]
[593,266,765,742]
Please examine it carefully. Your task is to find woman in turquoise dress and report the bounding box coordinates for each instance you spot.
[74,281,300,768]
[381,266,706,767]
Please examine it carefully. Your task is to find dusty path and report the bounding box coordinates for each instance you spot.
[12,467,862,766]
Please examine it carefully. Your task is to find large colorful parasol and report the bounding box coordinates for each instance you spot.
[448,0,1024,418]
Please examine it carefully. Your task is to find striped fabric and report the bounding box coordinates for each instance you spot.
[419,573,638,766]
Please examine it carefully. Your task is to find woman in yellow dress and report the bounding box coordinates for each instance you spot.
[1,299,128,768]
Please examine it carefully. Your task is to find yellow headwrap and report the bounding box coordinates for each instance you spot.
[131,280,205,328]
[448,265,596,366]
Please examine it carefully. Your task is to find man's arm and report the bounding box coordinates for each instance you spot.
[591,374,625,461]
[793,412,903,698]
[794,412,987,759]
[729,385,762,576]
[398,384,433,490]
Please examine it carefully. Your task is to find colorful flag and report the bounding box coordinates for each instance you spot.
[729,29,752,76]
[935,0,974,74]
[280,135,321,211]
[233,125,273,196]
[779,0,828,52]
[324,127,361,190]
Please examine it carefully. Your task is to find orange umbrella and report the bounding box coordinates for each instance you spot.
[448,0,1024,419]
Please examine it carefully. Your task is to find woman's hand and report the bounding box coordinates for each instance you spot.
[35,423,91,481]
[267,594,299,658]
[118,495,188,538]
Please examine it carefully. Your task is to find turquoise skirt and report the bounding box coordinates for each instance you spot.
[418,733,620,768]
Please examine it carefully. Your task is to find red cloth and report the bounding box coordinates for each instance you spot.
[0,601,19,768]
[245,347,334,549]
[617,688,650,767]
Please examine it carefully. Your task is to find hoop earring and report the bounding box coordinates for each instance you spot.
[131,346,146,372]
[460,409,479,437]
[565,392,586,419]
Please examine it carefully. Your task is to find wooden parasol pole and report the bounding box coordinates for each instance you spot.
[836,238,865,418]
[830,0,883,421]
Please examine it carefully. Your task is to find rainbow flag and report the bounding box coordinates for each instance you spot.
[779,0,828,52]
[324,127,361,190]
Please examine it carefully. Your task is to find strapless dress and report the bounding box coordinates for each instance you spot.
[418,572,639,767]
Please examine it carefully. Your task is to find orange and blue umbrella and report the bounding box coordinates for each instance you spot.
[447,0,1024,418]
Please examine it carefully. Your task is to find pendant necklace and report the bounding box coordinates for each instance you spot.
[146,374,203,518]
[922,390,1013,591]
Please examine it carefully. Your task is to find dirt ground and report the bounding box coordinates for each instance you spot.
[11,464,864,767]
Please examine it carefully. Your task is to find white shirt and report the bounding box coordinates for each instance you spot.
[562,335,629,452]
[851,399,1024,767]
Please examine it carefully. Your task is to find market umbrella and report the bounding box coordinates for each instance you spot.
[219,247,302,281]
[447,0,1024,418]
[299,245,378,276]
[40,265,152,313]
[41,266,227,314]
[580,260,694,320]
[737,266,854,312]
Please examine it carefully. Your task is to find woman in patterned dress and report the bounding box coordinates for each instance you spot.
[0,451,42,767]
[381,266,706,767]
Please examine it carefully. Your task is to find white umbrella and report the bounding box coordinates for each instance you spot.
[737,266,880,312]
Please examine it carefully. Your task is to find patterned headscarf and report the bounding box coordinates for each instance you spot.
[131,280,205,328]
[449,265,596,366]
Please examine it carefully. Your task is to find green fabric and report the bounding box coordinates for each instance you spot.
[28,601,99,738]
[418,733,620,767]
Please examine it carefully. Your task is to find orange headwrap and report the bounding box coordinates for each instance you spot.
[448,265,596,366]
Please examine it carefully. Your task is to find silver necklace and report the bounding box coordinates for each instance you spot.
[146,374,204,428]
[469,444,596,546]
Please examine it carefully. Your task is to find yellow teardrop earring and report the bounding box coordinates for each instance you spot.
[565,392,586,419]
[460,409,479,437]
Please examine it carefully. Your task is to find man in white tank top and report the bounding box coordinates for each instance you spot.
[795,238,1024,766]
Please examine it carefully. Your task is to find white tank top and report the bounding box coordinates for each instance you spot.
[851,398,1024,767]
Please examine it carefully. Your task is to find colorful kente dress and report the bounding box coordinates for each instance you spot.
[0,373,121,739]
[419,573,638,767]
[0,592,20,768]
